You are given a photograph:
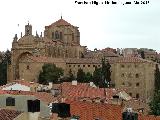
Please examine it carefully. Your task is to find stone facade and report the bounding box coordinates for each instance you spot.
[8,18,156,102]
[9,18,86,81]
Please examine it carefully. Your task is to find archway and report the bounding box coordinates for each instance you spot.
[15,52,33,80]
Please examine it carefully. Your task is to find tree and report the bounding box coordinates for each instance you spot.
[76,68,85,83]
[102,58,111,87]
[155,64,160,91]
[149,90,160,115]
[92,67,102,86]
[85,72,92,83]
[92,58,111,88]
[38,63,63,84]
[67,69,75,82]
[0,50,11,85]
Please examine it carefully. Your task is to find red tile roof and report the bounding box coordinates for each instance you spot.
[138,114,160,120]
[61,82,123,101]
[28,56,65,63]
[0,90,55,103]
[0,109,22,120]
[66,100,122,120]
[47,18,72,28]
[107,57,153,63]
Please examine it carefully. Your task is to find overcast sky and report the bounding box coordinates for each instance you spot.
[0,0,159,52]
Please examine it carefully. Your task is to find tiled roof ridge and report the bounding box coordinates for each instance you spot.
[47,18,73,27]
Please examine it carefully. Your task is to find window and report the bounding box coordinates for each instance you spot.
[93,65,95,67]
[121,64,125,68]
[69,65,71,67]
[136,83,139,87]
[129,93,132,97]
[27,65,30,70]
[78,65,80,67]
[88,65,90,67]
[55,31,59,39]
[98,65,100,67]
[83,65,85,67]
[52,32,54,39]
[6,97,15,106]
[136,93,139,99]
[122,82,125,85]
[135,73,139,78]
[121,73,124,77]
[60,32,62,40]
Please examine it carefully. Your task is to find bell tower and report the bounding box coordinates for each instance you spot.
[25,22,32,35]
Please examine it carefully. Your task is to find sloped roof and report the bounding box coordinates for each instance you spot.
[0,90,55,103]
[61,82,126,101]
[47,18,72,28]
[0,109,22,120]
[66,100,122,120]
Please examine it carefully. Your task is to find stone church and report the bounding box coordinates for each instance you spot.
[8,17,156,102]
[8,17,86,82]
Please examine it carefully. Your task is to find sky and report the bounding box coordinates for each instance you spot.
[0,0,160,52]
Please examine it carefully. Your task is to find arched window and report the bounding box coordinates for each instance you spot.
[52,32,54,39]
[27,65,30,70]
[72,33,74,41]
[55,31,59,39]
[60,32,62,40]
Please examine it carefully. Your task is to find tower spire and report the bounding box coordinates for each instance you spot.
[61,13,62,19]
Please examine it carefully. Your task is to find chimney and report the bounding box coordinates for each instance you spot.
[89,82,96,87]
[72,80,77,85]
[122,108,138,120]
[48,82,53,89]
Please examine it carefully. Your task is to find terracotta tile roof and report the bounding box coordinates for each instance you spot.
[0,109,22,120]
[66,58,100,64]
[66,100,122,120]
[103,51,120,57]
[0,90,55,103]
[25,55,153,64]
[138,114,160,120]
[28,56,65,63]
[61,82,123,101]
[46,18,72,28]
[107,57,153,63]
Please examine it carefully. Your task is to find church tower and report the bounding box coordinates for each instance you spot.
[25,23,32,36]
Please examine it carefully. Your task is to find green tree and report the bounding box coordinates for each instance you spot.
[102,58,111,87]
[149,90,160,115]
[92,67,102,86]
[38,63,63,84]
[67,69,75,82]
[0,50,11,85]
[85,72,92,83]
[155,64,160,91]
[76,68,85,83]
[92,58,111,88]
